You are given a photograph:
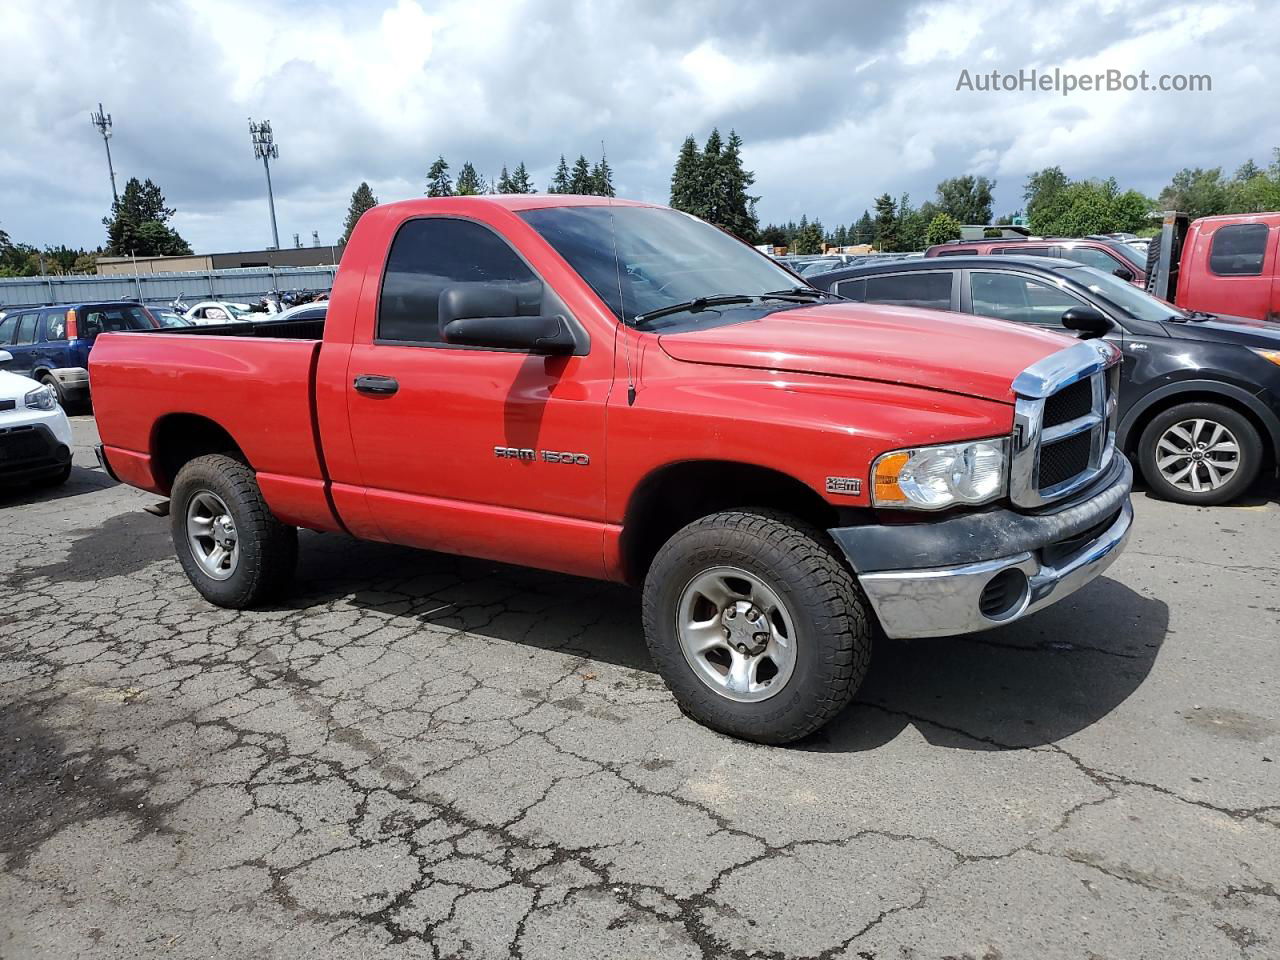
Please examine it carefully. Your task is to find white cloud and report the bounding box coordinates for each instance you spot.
[0,0,1274,251]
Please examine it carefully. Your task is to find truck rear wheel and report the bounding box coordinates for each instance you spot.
[1138,402,1262,505]
[641,509,871,744]
[170,454,297,608]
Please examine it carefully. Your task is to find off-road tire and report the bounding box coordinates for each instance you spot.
[642,509,872,744]
[170,453,298,607]
[1138,402,1263,506]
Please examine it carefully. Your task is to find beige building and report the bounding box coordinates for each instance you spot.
[96,244,344,276]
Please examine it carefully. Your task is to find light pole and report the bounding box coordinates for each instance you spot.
[249,118,280,249]
[90,102,118,204]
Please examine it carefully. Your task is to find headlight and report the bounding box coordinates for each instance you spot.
[1250,347,1280,367]
[872,438,1008,510]
[23,385,58,411]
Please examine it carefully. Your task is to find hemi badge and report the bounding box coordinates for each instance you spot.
[826,477,863,496]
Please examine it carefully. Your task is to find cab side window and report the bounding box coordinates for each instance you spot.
[378,218,542,344]
[1209,224,1268,276]
[971,272,1086,326]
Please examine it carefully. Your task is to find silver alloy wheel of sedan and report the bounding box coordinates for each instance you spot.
[676,565,797,703]
[186,490,240,580]
[1155,417,1241,493]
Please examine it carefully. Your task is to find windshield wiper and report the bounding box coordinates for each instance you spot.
[632,294,755,326]
[761,287,842,301]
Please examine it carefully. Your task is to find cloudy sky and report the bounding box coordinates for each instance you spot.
[0,0,1275,253]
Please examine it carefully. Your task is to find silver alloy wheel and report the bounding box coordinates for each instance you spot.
[186,490,239,581]
[1155,418,1241,493]
[675,565,797,703]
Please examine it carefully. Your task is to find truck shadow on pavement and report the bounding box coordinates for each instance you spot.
[298,532,1168,751]
[812,577,1169,752]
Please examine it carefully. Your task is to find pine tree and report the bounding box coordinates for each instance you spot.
[716,129,758,241]
[341,182,378,243]
[496,166,514,193]
[590,151,615,197]
[701,128,725,222]
[669,136,704,217]
[548,155,571,194]
[102,177,192,256]
[873,194,898,252]
[569,155,593,194]
[455,161,486,196]
[854,210,875,245]
[509,162,535,193]
[426,156,453,197]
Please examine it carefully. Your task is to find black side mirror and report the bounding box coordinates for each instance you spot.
[443,314,575,353]
[439,285,576,354]
[1113,266,1135,282]
[1061,306,1113,339]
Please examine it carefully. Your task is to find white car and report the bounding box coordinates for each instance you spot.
[183,301,254,325]
[0,350,74,487]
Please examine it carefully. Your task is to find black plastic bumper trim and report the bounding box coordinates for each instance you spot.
[830,455,1133,573]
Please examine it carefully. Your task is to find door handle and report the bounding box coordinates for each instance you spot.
[354,374,399,396]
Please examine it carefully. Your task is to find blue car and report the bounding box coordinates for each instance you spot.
[0,301,155,407]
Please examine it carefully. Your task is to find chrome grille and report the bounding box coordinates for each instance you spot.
[1010,340,1121,507]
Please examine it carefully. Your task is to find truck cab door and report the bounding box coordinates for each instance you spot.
[340,216,613,579]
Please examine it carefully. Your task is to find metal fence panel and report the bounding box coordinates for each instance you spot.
[0,266,337,309]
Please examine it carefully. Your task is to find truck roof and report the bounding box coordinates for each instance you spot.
[375,194,659,214]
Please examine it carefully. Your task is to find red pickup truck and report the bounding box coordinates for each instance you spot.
[1146,211,1280,323]
[91,196,1133,743]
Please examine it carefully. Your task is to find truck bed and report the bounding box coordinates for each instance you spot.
[89,328,339,532]
[155,316,326,340]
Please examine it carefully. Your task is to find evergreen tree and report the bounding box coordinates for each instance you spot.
[716,129,758,242]
[669,136,705,217]
[426,156,453,197]
[454,161,486,196]
[509,162,535,193]
[590,152,615,197]
[102,177,192,257]
[341,182,378,244]
[792,215,823,255]
[496,166,514,193]
[872,194,898,252]
[934,175,996,224]
[569,154,593,194]
[853,210,875,245]
[701,128,725,222]
[548,155,571,194]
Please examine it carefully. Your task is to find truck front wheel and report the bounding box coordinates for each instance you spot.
[641,510,871,744]
[170,454,298,608]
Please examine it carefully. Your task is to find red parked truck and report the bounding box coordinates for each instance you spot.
[91,196,1133,744]
[1145,211,1280,323]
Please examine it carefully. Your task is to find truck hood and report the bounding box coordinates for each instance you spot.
[656,303,1074,403]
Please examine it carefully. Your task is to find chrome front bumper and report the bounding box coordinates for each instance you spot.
[831,456,1134,640]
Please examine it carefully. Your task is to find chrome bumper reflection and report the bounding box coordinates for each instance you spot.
[858,500,1133,640]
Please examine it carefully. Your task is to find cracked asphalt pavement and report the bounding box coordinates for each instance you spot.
[3,417,1279,959]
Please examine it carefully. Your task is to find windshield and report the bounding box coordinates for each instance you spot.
[519,205,803,326]
[1067,265,1185,323]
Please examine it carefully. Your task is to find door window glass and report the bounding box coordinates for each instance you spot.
[1060,246,1123,272]
[14,312,38,345]
[378,218,541,343]
[861,272,952,309]
[971,272,1086,325]
[1209,223,1268,276]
